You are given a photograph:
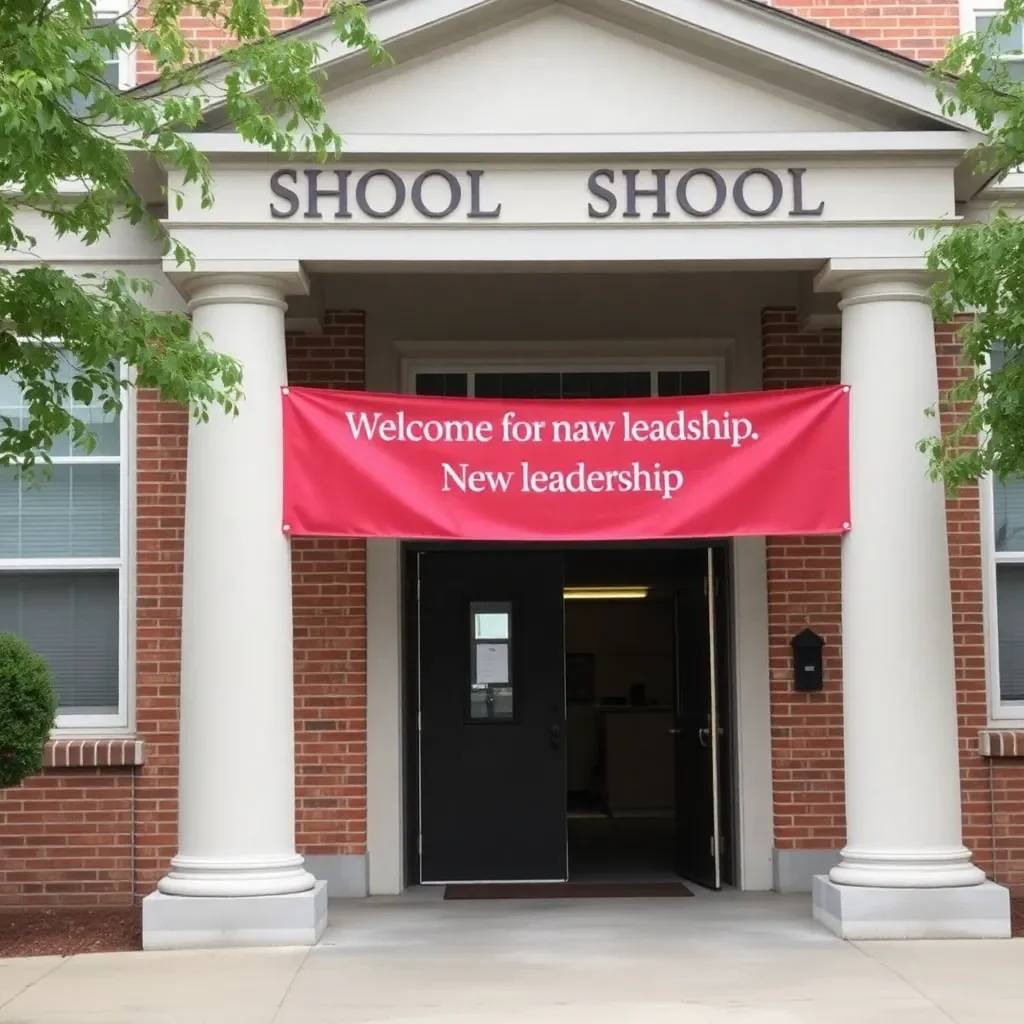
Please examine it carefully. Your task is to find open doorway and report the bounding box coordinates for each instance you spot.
[403,543,734,890]
[562,546,733,887]
[564,592,677,881]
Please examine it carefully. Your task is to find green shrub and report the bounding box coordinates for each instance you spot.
[0,633,58,788]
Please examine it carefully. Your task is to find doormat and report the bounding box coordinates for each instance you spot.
[443,881,693,900]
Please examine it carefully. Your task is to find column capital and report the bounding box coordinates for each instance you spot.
[185,274,290,314]
[813,258,935,306]
[164,260,310,306]
[836,276,934,311]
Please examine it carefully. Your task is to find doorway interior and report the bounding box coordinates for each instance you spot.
[403,542,734,891]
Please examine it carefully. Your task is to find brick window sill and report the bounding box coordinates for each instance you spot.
[43,737,146,768]
[978,730,1024,759]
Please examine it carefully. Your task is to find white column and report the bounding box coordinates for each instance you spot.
[158,275,314,899]
[832,273,984,890]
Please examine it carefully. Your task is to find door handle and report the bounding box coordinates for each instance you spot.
[668,727,681,735]
[698,726,725,747]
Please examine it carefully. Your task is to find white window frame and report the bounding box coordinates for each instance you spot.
[976,344,1024,722]
[961,0,1024,68]
[961,0,1002,33]
[0,376,135,735]
[93,0,135,92]
[981,473,1024,723]
[961,0,984,33]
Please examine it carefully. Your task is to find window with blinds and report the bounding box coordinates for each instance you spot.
[0,365,124,722]
[992,475,1024,704]
[987,342,1024,708]
[0,572,119,713]
[996,565,1024,702]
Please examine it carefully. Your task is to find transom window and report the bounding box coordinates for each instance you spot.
[0,361,129,729]
[413,369,714,399]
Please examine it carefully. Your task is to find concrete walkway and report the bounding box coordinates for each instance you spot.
[1,889,1022,1023]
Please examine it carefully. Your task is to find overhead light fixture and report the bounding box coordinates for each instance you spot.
[563,586,649,601]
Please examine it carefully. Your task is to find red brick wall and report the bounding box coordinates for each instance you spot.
[134,3,331,83]
[133,391,189,897]
[761,309,846,850]
[935,326,996,878]
[770,1,960,61]
[287,313,369,859]
[0,771,134,906]
[992,761,1024,888]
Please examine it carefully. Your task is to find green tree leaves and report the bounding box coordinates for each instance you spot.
[923,4,1024,488]
[0,1,383,467]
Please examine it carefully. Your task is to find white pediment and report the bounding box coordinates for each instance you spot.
[324,7,878,136]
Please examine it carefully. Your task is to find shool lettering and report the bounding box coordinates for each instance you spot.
[268,167,823,220]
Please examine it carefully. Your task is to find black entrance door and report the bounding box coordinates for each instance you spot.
[673,547,726,889]
[417,549,568,883]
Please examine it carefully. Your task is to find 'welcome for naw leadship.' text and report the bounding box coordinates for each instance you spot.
[344,406,760,501]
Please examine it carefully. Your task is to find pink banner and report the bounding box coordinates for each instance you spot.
[282,385,850,540]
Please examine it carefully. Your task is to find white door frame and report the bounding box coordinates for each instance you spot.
[365,342,775,893]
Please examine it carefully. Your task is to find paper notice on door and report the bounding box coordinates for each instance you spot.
[476,642,509,685]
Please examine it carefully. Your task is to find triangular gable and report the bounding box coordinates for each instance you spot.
[181,0,981,137]
[323,7,878,136]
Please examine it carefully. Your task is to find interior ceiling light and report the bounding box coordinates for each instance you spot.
[563,586,650,600]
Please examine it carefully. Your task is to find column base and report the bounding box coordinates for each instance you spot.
[812,875,1011,940]
[142,880,328,950]
[157,853,317,897]
[829,845,986,888]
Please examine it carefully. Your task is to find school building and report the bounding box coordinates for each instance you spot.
[1,0,1023,948]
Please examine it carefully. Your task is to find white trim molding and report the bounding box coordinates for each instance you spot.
[182,131,980,159]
